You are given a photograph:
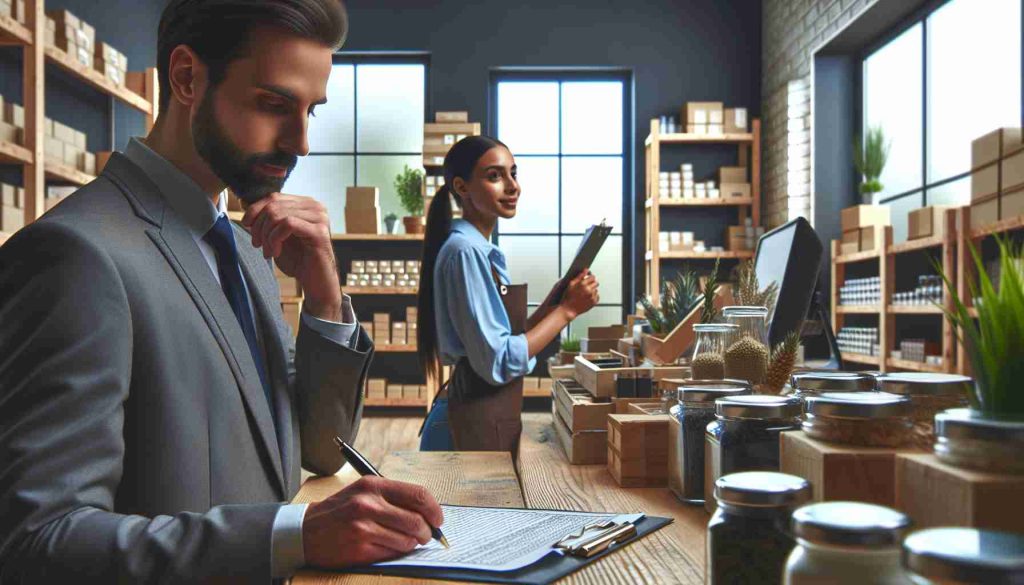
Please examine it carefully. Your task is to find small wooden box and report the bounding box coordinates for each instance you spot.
[895,453,1024,533]
[840,204,891,232]
[779,431,922,507]
[553,378,613,432]
[627,402,667,415]
[552,401,606,465]
[970,194,1000,230]
[607,443,667,488]
[606,414,671,487]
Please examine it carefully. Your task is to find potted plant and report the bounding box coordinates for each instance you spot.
[558,334,581,365]
[854,126,891,204]
[395,165,425,234]
[937,237,1024,473]
[383,213,398,235]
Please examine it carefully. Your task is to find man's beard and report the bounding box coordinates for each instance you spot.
[193,93,298,204]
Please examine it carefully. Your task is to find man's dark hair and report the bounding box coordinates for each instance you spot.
[157,0,348,111]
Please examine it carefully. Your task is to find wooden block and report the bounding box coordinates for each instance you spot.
[588,325,627,339]
[607,414,671,460]
[840,204,891,232]
[607,443,667,488]
[896,453,1024,534]
[553,378,614,432]
[641,285,734,365]
[552,400,607,465]
[779,431,922,508]
[627,402,667,415]
[972,163,999,200]
[612,397,661,414]
[719,182,751,199]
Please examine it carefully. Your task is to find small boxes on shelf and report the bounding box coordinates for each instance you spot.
[47,9,95,68]
[683,101,724,129]
[344,187,380,234]
[435,111,468,123]
[907,205,954,240]
[724,107,748,133]
[969,127,1024,230]
[839,205,890,254]
[45,117,95,175]
[94,41,128,86]
[1,0,27,24]
[0,95,24,146]
[0,181,24,233]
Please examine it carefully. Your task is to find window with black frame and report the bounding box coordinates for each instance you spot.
[286,55,427,233]
[490,71,631,337]
[861,0,1021,242]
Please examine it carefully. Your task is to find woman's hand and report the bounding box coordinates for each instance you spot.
[559,269,600,320]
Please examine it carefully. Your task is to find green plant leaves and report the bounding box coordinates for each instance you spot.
[394,165,425,216]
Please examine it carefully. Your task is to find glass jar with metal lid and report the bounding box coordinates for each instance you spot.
[902,527,1024,584]
[670,380,750,505]
[691,323,738,380]
[784,502,913,585]
[706,395,802,485]
[722,306,770,385]
[790,371,876,404]
[803,392,914,447]
[874,373,971,447]
[708,472,812,585]
[933,408,1024,474]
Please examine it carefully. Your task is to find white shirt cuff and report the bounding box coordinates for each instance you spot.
[270,503,309,578]
[301,295,358,348]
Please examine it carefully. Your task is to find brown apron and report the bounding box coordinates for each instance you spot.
[447,267,527,458]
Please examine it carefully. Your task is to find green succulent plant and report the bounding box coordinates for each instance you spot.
[854,126,891,197]
[560,334,581,353]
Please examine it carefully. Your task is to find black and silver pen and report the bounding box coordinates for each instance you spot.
[332,436,449,548]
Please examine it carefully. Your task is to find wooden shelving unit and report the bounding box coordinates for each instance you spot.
[343,286,418,296]
[365,397,427,408]
[0,0,160,238]
[831,209,957,374]
[643,117,761,304]
[422,121,481,169]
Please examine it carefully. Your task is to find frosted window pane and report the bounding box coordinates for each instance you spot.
[356,155,423,233]
[561,157,623,234]
[884,192,924,244]
[927,0,1021,181]
[497,82,559,155]
[864,24,923,197]
[561,235,622,305]
[499,236,561,303]
[285,155,354,232]
[927,177,970,207]
[308,65,354,153]
[356,65,425,153]
[561,82,623,155]
[568,306,623,339]
[499,156,559,234]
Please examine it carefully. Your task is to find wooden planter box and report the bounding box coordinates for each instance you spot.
[641,285,734,366]
[573,355,686,399]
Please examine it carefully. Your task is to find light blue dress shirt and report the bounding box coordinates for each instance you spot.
[434,219,536,386]
[123,138,357,579]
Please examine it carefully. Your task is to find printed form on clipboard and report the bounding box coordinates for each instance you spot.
[546,219,613,307]
[373,505,644,572]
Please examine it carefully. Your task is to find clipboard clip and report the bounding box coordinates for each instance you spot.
[553,520,638,558]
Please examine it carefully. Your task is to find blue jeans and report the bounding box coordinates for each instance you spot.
[419,398,453,451]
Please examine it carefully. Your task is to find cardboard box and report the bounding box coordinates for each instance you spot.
[970,194,1000,231]
[859,225,878,252]
[79,151,96,175]
[1,183,16,207]
[1001,149,1024,193]
[840,204,891,232]
[44,117,53,137]
[366,379,386,399]
[724,107,748,133]
[53,121,74,144]
[346,186,379,209]
[683,101,724,125]
[719,166,746,184]
[345,207,380,235]
[0,204,24,232]
[908,205,954,240]
[719,182,750,199]
[972,127,1023,169]
[896,453,1024,533]
[435,111,469,123]
[386,384,402,398]
[552,400,607,465]
[3,102,23,128]
[840,241,860,256]
[46,8,80,30]
[841,229,860,250]
[972,163,1000,200]
[780,431,921,508]
[606,414,671,487]
[1002,187,1024,220]
[44,135,63,159]
[727,235,748,252]
[63,142,82,167]
[0,121,21,145]
[391,323,407,345]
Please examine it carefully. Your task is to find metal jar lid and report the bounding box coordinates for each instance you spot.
[935,408,1024,444]
[714,471,811,508]
[792,502,910,548]
[805,392,912,419]
[791,371,876,392]
[903,528,1024,582]
[677,380,751,404]
[875,372,972,396]
[715,395,802,420]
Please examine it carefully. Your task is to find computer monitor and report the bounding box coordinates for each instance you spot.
[754,217,823,348]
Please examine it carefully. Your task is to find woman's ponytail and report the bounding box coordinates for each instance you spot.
[417,184,454,383]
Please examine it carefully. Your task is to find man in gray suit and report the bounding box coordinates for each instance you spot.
[0,0,443,581]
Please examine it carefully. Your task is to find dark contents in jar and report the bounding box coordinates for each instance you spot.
[707,509,794,584]
[678,406,717,502]
[715,419,797,476]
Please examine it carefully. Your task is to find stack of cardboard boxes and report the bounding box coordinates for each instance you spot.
[839,205,891,255]
[970,127,1024,230]
[346,259,421,289]
[344,186,380,234]
[47,9,95,69]
[94,41,128,87]
[364,378,427,401]
[0,182,25,233]
[44,117,96,175]
[726,218,765,252]
[908,205,955,241]
[682,102,748,135]
[0,95,24,146]
[361,307,417,347]
[718,165,751,200]
[607,414,672,487]
[423,111,478,167]
[1,0,26,25]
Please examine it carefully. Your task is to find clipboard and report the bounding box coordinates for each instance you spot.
[341,512,673,585]
[546,220,613,307]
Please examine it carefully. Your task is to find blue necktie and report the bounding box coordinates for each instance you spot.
[204,214,274,418]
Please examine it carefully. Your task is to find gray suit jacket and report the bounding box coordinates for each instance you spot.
[0,153,373,582]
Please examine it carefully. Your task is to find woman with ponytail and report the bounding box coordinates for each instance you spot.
[417,135,600,456]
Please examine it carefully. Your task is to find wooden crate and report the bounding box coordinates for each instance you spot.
[780,431,922,507]
[574,355,686,398]
[553,378,614,432]
[627,402,668,415]
[896,453,1024,533]
[606,414,671,487]
[641,285,734,365]
[551,400,607,465]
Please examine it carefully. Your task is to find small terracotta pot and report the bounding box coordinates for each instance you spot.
[403,216,425,234]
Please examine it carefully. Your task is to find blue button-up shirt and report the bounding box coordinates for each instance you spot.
[434,219,536,386]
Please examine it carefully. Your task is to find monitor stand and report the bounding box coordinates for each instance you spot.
[799,289,843,370]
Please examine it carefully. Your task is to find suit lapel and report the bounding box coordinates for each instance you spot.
[103,155,287,497]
